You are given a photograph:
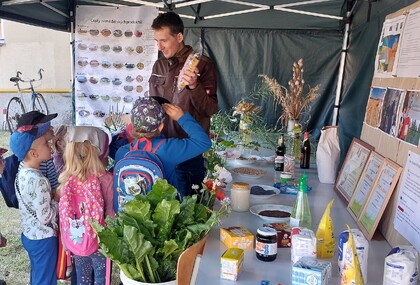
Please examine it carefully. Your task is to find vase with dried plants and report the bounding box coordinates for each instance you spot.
[259,58,320,132]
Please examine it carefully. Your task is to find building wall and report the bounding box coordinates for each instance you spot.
[0,20,73,129]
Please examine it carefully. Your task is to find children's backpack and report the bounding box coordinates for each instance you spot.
[0,154,19,209]
[59,175,104,257]
[113,137,165,211]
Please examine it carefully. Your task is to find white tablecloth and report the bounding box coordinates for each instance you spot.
[195,158,391,285]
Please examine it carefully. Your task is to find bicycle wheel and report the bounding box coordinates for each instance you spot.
[32,93,49,114]
[6,97,25,133]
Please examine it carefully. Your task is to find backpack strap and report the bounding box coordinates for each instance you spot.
[151,138,166,153]
[130,138,166,153]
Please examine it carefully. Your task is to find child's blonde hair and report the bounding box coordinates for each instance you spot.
[52,125,67,153]
[58,140,105,186]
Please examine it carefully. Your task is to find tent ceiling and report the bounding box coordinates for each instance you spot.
[0,0,347,32]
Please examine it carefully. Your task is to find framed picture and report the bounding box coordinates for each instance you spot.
[335,138,374,204]
[347,151,385,220]
[357,159,402,240]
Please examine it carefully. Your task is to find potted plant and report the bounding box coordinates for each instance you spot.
[91,179,230,284]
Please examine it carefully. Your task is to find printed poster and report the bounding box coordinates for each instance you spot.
[74,6,158,130]
[396,90,420,146]
[394,151,420,251]
[374,15,406,78]
[378,88,405,137]
[364,87,387,127]
[396,7,420,78]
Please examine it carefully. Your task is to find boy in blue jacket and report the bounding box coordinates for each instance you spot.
[115,97,211,198]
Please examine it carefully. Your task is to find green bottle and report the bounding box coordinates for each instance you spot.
[292,123,302,160]
[290,174,312,229]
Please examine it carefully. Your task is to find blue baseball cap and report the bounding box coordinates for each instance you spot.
[10,122,51,161]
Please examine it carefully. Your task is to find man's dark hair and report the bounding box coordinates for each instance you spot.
[151,12,184,35]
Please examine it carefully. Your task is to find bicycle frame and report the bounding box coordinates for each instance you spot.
[6,69,49,133]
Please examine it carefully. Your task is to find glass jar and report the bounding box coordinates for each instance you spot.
[230,182,250,212]
[255,227,278,262]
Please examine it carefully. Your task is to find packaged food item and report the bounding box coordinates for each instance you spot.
[291,227,317,264]
[220,226,254,250]
[316,199,335,259]
[340,225,365,285]
[263,222,292,248]
[177,52,201,91]
[338,228,368,284]
[255,227,277,262]
[220,248,244,281]
[292,257,332,285]
[383,245,418,285]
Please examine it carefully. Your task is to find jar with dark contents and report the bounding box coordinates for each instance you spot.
[255,227,278,262]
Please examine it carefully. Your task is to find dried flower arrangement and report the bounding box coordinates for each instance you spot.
[259,58,320,128]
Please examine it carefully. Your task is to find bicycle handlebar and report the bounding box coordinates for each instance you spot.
[10,68,44,85]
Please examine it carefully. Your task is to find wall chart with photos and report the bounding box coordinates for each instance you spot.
[360,1,420,250]
[74,5,158,129]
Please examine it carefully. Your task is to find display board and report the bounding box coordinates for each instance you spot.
[357,159,402,240]
[335,138,374,204]
[361,1,420,247]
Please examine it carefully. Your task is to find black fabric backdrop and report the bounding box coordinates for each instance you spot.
[185,28,342,139]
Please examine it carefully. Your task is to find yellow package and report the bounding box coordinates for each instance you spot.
[340,225,364,285]
[316,199,335,258]
[220,226,254,250]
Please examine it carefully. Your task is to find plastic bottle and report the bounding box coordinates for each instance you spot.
[292,123,302,160]
[300,131,311,168]
[290,174,312,229]
[274,134,286,171]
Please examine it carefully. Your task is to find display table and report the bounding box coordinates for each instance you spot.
[196,158,391,285]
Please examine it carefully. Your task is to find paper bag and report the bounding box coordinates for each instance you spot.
[316,126,340,183]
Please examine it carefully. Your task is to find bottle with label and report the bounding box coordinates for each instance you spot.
[292,122,302,160]
[274,134,286,171]
[300,131,311,169]
[290,174,312,229]
[255,227,278,262]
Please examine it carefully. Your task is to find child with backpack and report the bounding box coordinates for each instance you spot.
[0,111,59,209]
[58,126,114,285]
[10,121,59,285]
[114,96,211,207]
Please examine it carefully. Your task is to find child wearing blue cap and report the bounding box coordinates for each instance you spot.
[10,122,59,285]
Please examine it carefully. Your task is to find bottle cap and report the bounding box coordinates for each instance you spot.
[232,182,249,190]
[299,173,308,193]
[257,227,277,236]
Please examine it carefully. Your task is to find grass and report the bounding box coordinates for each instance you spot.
[0,131,120,284]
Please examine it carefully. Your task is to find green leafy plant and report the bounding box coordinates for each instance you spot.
[91,179,227,283]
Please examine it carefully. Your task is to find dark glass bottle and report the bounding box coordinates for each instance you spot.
[274,134,286,171]
[300,131,310,169]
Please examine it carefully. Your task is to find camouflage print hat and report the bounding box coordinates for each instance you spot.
[131,97,166,133]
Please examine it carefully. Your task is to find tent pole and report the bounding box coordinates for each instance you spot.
[332,11,351,126]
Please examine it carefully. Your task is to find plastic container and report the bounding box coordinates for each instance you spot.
[290,174,312,228]
[230,182,250,212]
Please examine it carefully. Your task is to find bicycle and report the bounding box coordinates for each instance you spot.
[6,68,49,133]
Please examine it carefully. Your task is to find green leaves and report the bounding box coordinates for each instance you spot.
[92,178,216,283]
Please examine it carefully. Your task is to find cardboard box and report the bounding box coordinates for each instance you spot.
[292,257,331,285]
[220,226,254,250]
[263,222,292,248]
[220,248,244,281]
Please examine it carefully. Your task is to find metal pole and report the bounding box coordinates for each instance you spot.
[332,11,351,126]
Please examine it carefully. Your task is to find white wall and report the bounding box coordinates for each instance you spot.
[0,20,73,129]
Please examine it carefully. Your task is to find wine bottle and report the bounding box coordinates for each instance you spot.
[290,174,312,229]
[300,131,310,169]
[274,134,286,171]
